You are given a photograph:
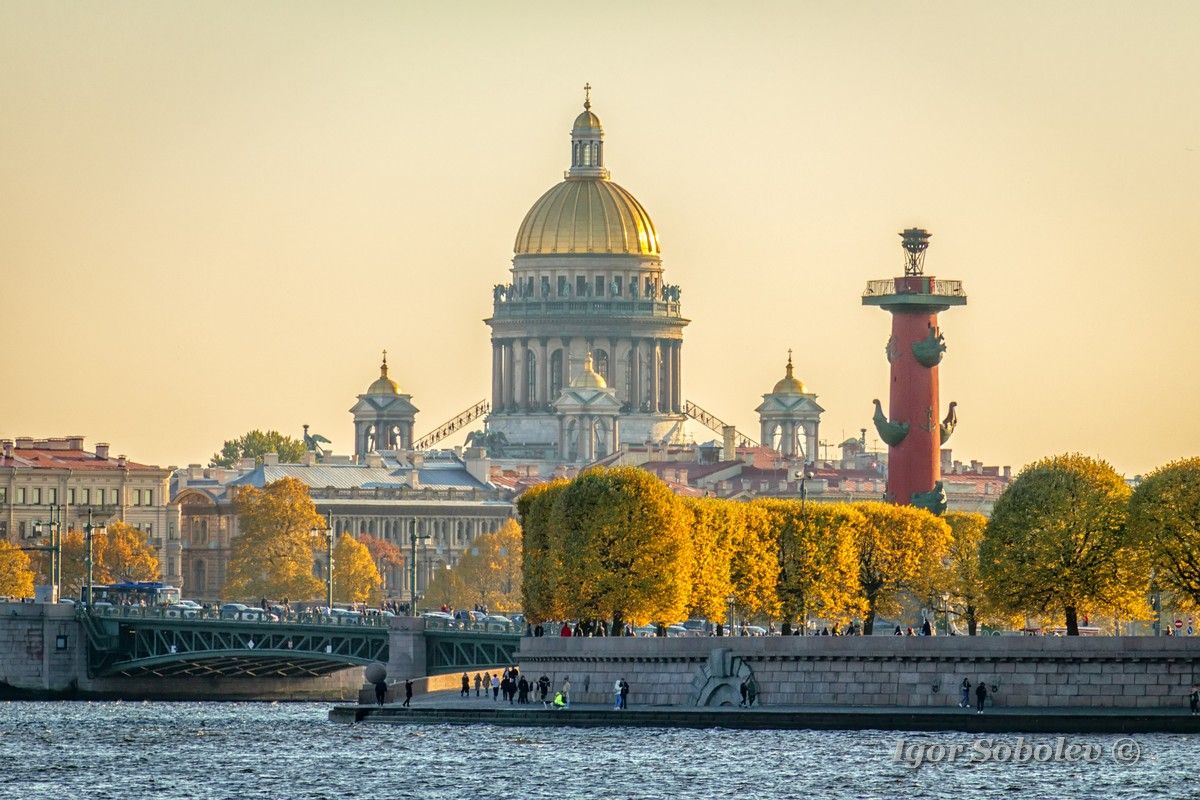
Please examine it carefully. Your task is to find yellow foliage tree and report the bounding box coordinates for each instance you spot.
[731,502,779,620]
[102,521,161,583]
[224,477,325,602]
[0,539,36,598]
[59,528,111,599]
[682,498,738,622]
[852,501,952,634]
[932,512,992,635]
[1128,457,1200,609]
[982,453,1147,635]
[756,499,865,632]
[332,533,382,605]
[427,520,524,612]
[557,467,692,629]
[517,479,569,622]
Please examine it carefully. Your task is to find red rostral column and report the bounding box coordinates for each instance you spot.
[861,229,966,514]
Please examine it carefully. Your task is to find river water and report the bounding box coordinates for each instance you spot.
[0,702,1192,799]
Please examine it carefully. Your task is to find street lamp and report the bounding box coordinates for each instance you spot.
[28,504,64,603]
[83,508,107,606]
[726,594,736,638]
[409,528,431,616]
[310,510,333,611]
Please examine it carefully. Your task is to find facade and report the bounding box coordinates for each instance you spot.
[172,450,512,603]
[0,436,181,590]
[484,93,688,460]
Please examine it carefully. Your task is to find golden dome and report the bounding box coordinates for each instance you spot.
[514,178,660,256]
[366,351,400,395]
[570,352,608,389]
[573,109,602,130]
[772,353,806,394]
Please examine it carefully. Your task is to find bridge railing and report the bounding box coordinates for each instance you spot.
[422,617,520,635]
[78,604,392,628]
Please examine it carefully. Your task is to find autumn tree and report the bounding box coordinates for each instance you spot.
[210,430,307,468]
[556,467,692,630]
[682,498,738,623]
[357,533,405,574]
[757,500,865,633]
[428,520,524,612]
[852,501,952,635]
[982,453,1147,635]
[931,512,991,635]
[224,477,325,602]
[332,533,383,605]
[517,479,569,622]
[102,521,161,583]
[59,528,111,598]
[1127,457,1200,609]
[730,502,779,622]
[0,540,36,598]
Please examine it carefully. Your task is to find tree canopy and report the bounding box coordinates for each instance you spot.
[982,453,1146,635]
[332,532,383,605]
[933,511,991,635]
[102,521,161,583]
[0,540,35,598]
[518,479,570,622]
[427,520,523,612]
[210,430,307,468]
[682,498,737,622]
[223,477,325,602]
[1128,457,1200,609]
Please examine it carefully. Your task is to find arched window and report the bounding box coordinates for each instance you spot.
[550,349,564,398]
[593,349,609,384]
[193,560,207,594]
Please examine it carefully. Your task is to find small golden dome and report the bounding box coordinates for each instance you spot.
[772,352,806,394]
[570,352,608,389]
[514,178,660,256]
[367,351,400,395]
[573,109,602,130]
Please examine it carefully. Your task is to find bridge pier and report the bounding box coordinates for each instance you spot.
[385,616,428,681]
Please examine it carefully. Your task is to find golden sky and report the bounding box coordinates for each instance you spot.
[1,1,1197,476]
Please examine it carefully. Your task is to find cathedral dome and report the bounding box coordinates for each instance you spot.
[569,352,608,389]
[366,352,400,396]
[772,353,806,395]
[514,91,660,257]
[514,179,660,256]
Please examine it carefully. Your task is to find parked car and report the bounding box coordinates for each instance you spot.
[176,600,202,610]
[219,603,249,619]
[330,609,363,624]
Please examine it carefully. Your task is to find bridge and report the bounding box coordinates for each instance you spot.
[76,607,520,679]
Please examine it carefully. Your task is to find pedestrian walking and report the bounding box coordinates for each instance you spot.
[461,672,470,697]
[374,680,387,707]
[474,673,482,697]
[562,677,571,709]
[613,679,623,710]
[620,678,629,710]
[746,677,758,708]
[739,680,748,707]
[491,674,500,700]
[518,675,529,704]
[1190,685,1199,715]
[403,678,413,708]
[958,678,971,709]
[538,675,551,707]
[975,681,988,714]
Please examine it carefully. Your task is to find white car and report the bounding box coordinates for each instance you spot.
[176,600,202,610]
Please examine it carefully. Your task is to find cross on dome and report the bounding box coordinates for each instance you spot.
[583,82,592,110]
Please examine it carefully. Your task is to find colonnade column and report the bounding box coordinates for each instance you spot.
[648,339,659,413]
[672,341,682,413]
[539,339,550,407]
[629,340,641,411]
[512,339,525,411]
[491,342,502,411]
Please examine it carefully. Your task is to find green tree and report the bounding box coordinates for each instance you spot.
[210,430,307,468]
[332,533,383,605]
[757,499,865,632]
[982,453,1146,635]
[224,477,325,602]
[556,467,692,630]
[103,521,161,583]
[0,539,36,598]
[1127,457,1200,609]
[933,512,990,635]
[682,498,738,623]
[517,479,569,622]
[852,502,952,635]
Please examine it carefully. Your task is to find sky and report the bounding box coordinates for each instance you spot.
[1,1,1197,477]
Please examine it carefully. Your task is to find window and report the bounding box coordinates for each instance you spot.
[613,276,623,297]
[576,275,587,297]
[595,275,605,296]
[557,275,568,296]
[67,488,75,504]
[540,276,550,298]
[133,491,140,507]
[145,523,153,537]
[31,488,41,505]
[80,489,89,505]
[0,487,6,504]
[16,488,25,504]
[109,489,118,505]
[47,488,57,504]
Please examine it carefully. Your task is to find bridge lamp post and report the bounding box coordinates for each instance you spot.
[311,511,334,611]
[409,530,430,616]
[83,508,106,606]
[28,504,64,603]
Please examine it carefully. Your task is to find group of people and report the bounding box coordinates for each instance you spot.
[894,619,935,637]
[958,678,990,713]
[464,668,559,707]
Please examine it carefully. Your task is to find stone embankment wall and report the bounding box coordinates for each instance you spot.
[517,636,1200,709]
[0,602,364,700]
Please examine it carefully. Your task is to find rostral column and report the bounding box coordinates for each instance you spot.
[861,229,967,514]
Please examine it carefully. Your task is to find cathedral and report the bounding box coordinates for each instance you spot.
[483,90,688,459]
